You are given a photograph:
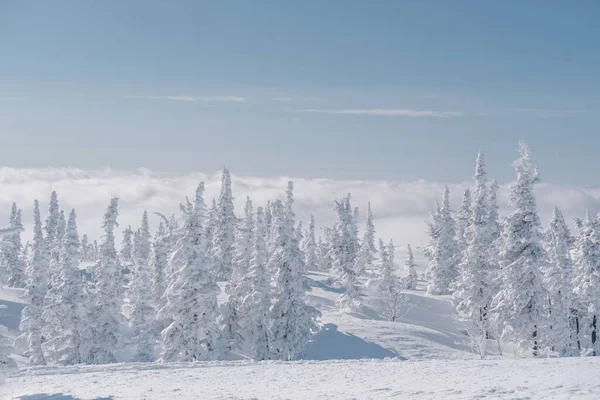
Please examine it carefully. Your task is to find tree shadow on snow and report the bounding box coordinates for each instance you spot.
[18,395,113,400]
[310,279,345,294]
[305,323,405,360]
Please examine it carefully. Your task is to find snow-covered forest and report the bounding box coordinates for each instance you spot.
[1,141,600,382]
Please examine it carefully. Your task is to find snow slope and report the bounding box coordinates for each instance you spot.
[4,357,600,399]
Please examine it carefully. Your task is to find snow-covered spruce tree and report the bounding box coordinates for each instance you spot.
[542,207,576,356]
[120,225,134,266]
[267,200,283,260]
[129,211,156,362]
[424,186,460,295]
[318,229,333,271]
[453,152,495,355]
[456,188,472,255]
[488,179,501,245]
[402,244,418,290]
[296,221,304,245]
[264,201,273,243]
[377,239,394,292]
[57,210,66,242]
[378,239,404,322]
[331,195,362,309]
[80,234,89,262]
[5,204,26,288]
[205,199,218,253]
[41,209,85,365]
[240,206,271,360]
[212,168,237,280]
[151,221,169,311]
[44,191,61,262]
[17,200,49,365]
[269,182,320,360]
[572,211,600,356]
[354,203,377,278]
[221,197,255,353]
[303,214,319,271]
[490,142,547,357]
[159,183,223,362]
[86,198,125,364]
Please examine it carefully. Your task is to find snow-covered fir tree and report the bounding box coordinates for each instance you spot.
[240,206,271,360]
[41,209,85,365]
[303,214,319,271]
[490,142,547,356]
[354,203,377,278]
[331,195,362,309]
[212,168,237,280]
[267,200,284,260]
[45,191,61,264]
[57,210,66,242]
[453,152,495,354]
[269,182,320,360]
[159,183,223,362]
[221,196,254,352]
[573,211,600,356]
[85,198,124,364]
[80,234,89,262]
[402,244,418,290]
[456,188,473,255]
[129,211,156,362]
[205,199,218,253]
[5,203,26,288]
[425,186,460,295]
[17,200,48,365]
[120,225,134,266]
[377,239,394,292]
[151,221,169,311]
[488,179,501,245]
[542,207,576,356]
[318,229,333,271]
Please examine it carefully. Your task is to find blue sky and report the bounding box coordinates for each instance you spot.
[1,0,599,183]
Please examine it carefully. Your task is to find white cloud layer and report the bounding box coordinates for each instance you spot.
[0,167,597,260]
[296,109,465,117]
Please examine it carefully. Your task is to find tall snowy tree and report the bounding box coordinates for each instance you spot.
[45,191,61,264]
[129,211,156,362]
[402,244,418,290]
[240,206,271,360]
[456,188,473,254]
[41,209,85,365]
[573,211,600,356]
[453,152,495,354]
[57,210,66,242]
[221,197,254,352]
[17,200,48,365]
[205,199,218,253]
[269,182,320,360]
[85,198,124,364]
[425,186,460,295]
[159,183,223,362]
[80,234,89,262]
[120,225,134,266]
[354,203,377,277]
[303,214,319,271]
[317,229,333,271]
[151,221,169,311]
[488,179,501,245]
[543,207,576,356]
[212,168,237,280]
[490,142,547,356]
[378,239,394,292]
[331,195,362,309]
[5,204,26,288]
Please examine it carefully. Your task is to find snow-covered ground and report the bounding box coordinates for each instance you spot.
[2,271,599,399]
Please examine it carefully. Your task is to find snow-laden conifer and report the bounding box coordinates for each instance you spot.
[303,214,319,271]
[86,198,125,364]
[402,244,418,290]
[159,183,222,361]
[572,211,600,356]
[41,209,85,365]
[212,168,237,280]
[424,186,460,295]
[5,204,26,288]
[269,182,320,360]
[151,221,169,311]
[456,188,473,254]
[490,142,547,356]
[17,200,48,365]
[542,207,576,356]
[129,211,156,361]
[120,225,134,266]
[240,206,271,360]
[45,191,61,264]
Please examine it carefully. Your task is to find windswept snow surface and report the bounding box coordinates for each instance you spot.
[4,357,600,399]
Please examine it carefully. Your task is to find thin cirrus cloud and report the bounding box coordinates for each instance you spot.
[272,97,292,102]
[296,108,465,117]
[517,108,591,118]
[140,95,251,103]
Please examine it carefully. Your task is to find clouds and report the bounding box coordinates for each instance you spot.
[517,108,591,118]
[140,95,251,102]
[296,109,465,117]
[1,168,599,261]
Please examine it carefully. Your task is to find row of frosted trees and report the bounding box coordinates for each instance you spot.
[425,142,600,358]
[11,171,323,365]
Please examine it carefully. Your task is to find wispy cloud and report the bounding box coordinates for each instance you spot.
[517,108,591,118]
[272,97,292,102]
[0,96,28,101]
[139,95,251,103]
[296,109,465,117]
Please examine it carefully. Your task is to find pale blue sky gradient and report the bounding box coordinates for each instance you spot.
[1,0,599,183]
